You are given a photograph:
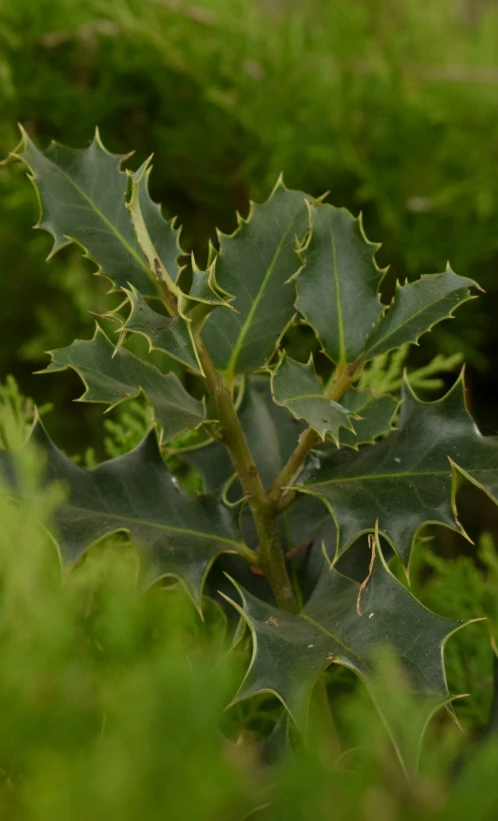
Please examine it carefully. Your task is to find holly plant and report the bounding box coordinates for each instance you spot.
[3,129,496,773]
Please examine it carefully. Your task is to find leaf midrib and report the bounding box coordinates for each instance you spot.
[302,468,451,488]
[330,224,346,364]
[364,280,470,359]
[55,163,151,279]
[300,611,364,663]
[289,392,348,408]
[225,212,302,378]
[61,504,244,549]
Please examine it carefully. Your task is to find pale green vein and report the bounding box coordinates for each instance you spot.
[301,469,450,488]
[56,165,151,279]
[64,504,245,549]
[365,284,470,359]
[330,225,346,365]
[224,215,300,381]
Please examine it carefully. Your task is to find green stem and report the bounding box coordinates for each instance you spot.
[155,281,296,610]
[268,360,360,509]
[194,335,298,613]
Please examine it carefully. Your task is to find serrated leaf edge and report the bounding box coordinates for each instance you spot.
[291,370,475,567]
[11,126,156,296]
[362,267,479,363]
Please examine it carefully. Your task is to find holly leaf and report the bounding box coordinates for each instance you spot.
[362,269,478,361]
[201,178,310,381]
[0,423,249,606]
[271,354,354,443]
[338,389,398,448]
[41,325,206,442]
[295,203,384,365]
[11,128,182,296]
[185,259,233,310]
[112,286,201,373]
[225,545,464,770]
[294,373,498,564]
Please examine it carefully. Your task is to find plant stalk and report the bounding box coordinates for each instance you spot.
[156,278,296,610]
[194,335,298,613]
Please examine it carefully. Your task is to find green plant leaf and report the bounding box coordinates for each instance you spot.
[0,422,249,606]
[294,374,498,564]
[362,270,478,361]
[338,389,398,448]
[127,160,231,316]
[41,325,206,442]
[112,286,201,373]
[225,545,464,769]
[11,128,181,296]
[295,203,384,365]
[271,354,354,442]
[186,259,233,310]
[201,179,310,380]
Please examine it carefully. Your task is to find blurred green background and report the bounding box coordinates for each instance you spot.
[1,0,498,450]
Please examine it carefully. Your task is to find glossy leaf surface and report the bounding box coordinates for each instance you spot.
[0,423,247,605]
[202,180,310,379]
[363,270,477,361]
[338,389,398,448]
[295,203,383,365]
[12,129,182,296]
[227,547,462,765]
[271,355,353,442]
[41,326,206,442]
[296,375,498,563]
[114,287,201,372]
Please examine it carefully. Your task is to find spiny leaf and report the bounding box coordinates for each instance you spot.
[11,128,182,296]
[127,156,184,290]
[338,389,398,448]
[0,422,249,606]
[201,179,310,381]
[225,545,464,769]
[362,269,478,361]
[294,373,498,564]
[41,325,206,442]
[185,259,233,311]
[127,159,232,318]
[271,354,354,443]
[295,202,384,366]
[112,286,201,373]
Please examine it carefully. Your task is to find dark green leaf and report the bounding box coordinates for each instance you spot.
[225,546,463,768]
[362,270,478,361]
[294,374,498,564]
[0,423,249,606]
[271,355,354,443]
[202,179,310,380]
[113,286,201,372]
[41,325,206,442]
[338,389,398,448]
[295,203,384,365]
[186,260,233,310]
[12,129,182,296]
